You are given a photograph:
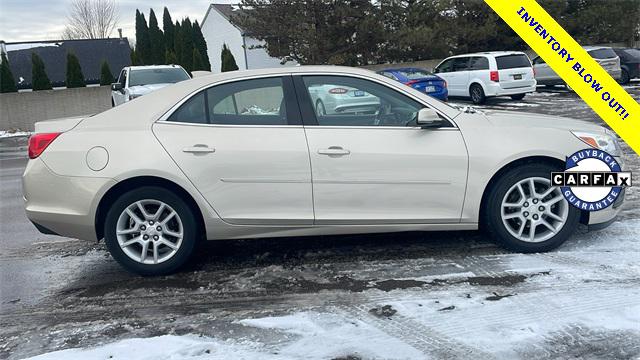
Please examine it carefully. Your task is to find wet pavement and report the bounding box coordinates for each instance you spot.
[1,83,639,359]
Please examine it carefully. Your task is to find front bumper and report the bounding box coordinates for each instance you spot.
[23,158,116,241]
[584,188,624,231]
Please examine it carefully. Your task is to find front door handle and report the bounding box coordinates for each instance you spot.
[318,146,350,156]
[183,144,215,154]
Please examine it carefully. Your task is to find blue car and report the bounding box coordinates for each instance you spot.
[377,68,448,101]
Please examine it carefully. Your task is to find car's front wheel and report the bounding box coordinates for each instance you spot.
[484,163,580,252]
[619,69,630,85]
[104,186,198,276]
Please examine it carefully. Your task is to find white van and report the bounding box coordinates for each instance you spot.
[433,52,536,104]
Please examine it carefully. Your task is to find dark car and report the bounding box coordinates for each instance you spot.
[613,48,640,84]
[377,68,448,101]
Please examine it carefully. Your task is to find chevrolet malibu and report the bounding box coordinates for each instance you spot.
[23,66,624,275]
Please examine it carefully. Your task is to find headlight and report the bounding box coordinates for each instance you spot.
[571,130,621,156]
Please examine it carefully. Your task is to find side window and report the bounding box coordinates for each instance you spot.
[435,59,453,73]
[302,75,423,127]
[167,92,207,124]
[207,77,288,125]
[120,70,127,87]
[468,57,489,70]
[379,71,398,80]
[452,57,469,72]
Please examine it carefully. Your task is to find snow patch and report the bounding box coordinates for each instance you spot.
[6,42,61,52]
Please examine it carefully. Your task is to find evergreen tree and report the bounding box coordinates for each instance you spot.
[31,52,52,91]
[221,44,239,72]
[173,20,183,68]
[0,53,18,93]
[193,20,211,70]
[100,60,115,85]
[148,9,165,64]
[179,18,195,72]
[192,48,205,71]
[163,7,175,53]
[66,52,85,88]
[135,9,151,64]
[165,50,178,65]
[130,48,142,65]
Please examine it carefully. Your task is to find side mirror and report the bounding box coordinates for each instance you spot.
[417,108,444,128]
[111,83,123,92]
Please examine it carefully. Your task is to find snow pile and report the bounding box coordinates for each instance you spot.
[0,130,31,138]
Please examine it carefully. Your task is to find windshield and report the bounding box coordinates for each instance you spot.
[399,70,433,79]
[495,54,531,69]
[588,48,617,59]
[129,68,190,86]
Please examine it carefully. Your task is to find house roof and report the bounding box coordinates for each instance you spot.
[203,3,246,33]
[4,37,131,88]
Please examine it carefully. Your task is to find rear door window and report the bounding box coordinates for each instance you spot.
[588,48,618,59]
[496,54,531,69]
[468,57,489,70]
[167,92,207,124]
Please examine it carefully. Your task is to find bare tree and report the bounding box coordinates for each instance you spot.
[62,0,120,39]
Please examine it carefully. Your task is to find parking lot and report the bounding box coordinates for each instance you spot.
[1,84,639,359]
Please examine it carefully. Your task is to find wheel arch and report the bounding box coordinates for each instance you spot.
[468,81,486,97]
[95,176,206,241]
[478,155,580,229]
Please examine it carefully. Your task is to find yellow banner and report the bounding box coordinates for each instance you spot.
[484,0,640,155]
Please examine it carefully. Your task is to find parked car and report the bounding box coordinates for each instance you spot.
[613,48,640,84]
[307,84,380,115]
[24,66,623,275]
[433,51,536,104]
[111,65,191,106]
[533,46,622,89]
[377,68,448,101]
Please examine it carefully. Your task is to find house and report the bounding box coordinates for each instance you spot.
[200,3,297,72]
[1,37,131,89]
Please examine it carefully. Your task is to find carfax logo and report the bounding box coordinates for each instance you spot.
[551,149,632,211]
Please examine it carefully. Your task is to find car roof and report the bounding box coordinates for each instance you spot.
[128,65,185,70]
[444,51,527,59]
[378,67,429,72]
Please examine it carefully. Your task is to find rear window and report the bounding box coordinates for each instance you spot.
[399,70,433,79]
[622,49,640,59]
[495,54,531,69]
[588,48,617,59]
[129,68,190,86]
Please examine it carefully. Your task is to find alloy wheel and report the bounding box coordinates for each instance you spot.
[500,177,569,243]
[116,199,184,264]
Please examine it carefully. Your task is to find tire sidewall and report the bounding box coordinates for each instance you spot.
[485,164,580,252]
[104,186,198,276]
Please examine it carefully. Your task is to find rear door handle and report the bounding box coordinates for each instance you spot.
[183,144,215,154]
[318,146,350,156]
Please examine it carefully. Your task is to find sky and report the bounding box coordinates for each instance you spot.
[0,0,236,43]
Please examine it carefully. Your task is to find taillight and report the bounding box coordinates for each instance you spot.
[328,87,348,94]
[405,80,419,86]
[443,81,447,89]
[490,71,499,82]
[532,67,536,77]
[28,132,61,159]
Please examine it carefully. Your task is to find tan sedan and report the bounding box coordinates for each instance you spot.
[23,66,623,275]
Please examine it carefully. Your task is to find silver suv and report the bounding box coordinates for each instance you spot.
[532,46,621,88]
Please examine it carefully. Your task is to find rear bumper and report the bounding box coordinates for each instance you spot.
[23,158,115,241]
[485,82,537,97]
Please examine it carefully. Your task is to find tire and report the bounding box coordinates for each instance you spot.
[510,94,526,100]
[104,186,198,276]
[619,69,630,85]
[470,84,486,105]
[483,163,580,253]
[111,98,115,107]
[316,99,326,116]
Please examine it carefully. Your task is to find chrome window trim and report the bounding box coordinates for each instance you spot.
[156,71,460,129]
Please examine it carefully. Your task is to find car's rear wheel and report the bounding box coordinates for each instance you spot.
[619,69,630,85]
[470,84,486,105]
[104,186,198,276]
[510,94,526,100]
[484,163,580,252]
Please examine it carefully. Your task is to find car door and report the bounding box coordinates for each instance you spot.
[112,69,128,106]
[295,75,468,224]
[153,76,314,225]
